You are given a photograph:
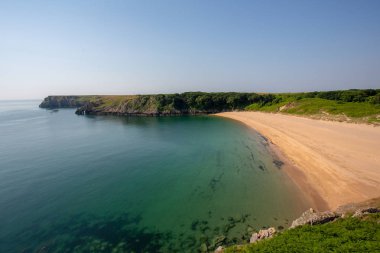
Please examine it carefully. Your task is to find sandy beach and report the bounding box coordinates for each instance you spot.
[217,112,380,211]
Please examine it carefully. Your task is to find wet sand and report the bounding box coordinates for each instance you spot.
[217,112,380,210]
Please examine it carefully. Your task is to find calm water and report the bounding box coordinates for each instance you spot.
[0,100,309,252]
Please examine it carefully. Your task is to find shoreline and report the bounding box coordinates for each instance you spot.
[264,139,329,211]
[216,112,380,211]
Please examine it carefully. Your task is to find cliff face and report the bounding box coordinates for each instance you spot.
[39,93,273,116]
[73,95,218,116]
[39,96,89,109]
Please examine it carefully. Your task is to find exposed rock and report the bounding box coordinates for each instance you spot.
[249,227,276,243]
[214,246,224,253]
[40,93,268,117]
[352,207,380,218]
[290,208,339,228]
[75,102,98,115]
[39,96,88,109]
[249,233,259,243]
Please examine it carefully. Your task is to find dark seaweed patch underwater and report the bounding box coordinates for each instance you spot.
[15,212,275,252]
[18,213,171,253]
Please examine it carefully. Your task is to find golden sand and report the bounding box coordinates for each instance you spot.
[217,112,380,210]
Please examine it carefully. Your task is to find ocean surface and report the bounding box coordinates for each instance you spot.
[0,100,310,252]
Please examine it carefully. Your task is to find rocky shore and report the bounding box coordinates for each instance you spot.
[73,101,214,116]
[217,197,380,252]
[38,93,274,116]
[39,95,226,116]
[39,96,89,108]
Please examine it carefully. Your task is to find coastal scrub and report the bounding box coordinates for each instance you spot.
[225,213,380,253]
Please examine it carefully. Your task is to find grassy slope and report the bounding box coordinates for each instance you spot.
[42,90,380,122]
[225,213,380,253]
[90,95,177,112]
[246,98,380,123]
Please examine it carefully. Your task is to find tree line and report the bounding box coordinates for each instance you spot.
[146,92,277,112]
[144,89,380,112]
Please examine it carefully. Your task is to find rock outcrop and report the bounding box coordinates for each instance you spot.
[75,102,98,115]
[290,203,380,229]
[40,95,223,116]
[352,207,380,218]
[290,208,339,228]
[39,96,88,109]
[39,93,275,116]
[249,227,276,243]
[222,198,380,252]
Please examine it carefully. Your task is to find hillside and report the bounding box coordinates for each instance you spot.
[39,92,275,115]
[247,90,380,124]
[39,89,380,123]
[223,198,380,253]
[225,213,380,253]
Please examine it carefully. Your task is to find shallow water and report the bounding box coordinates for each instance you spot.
[0,100,309,252]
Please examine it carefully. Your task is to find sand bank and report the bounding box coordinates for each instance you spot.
[217,112,380,210]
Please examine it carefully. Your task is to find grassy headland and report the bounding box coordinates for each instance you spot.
[39,92,277,115]
[39,89,380,123]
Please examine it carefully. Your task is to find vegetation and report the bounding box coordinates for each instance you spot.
[246,89,380,123]
[225,213,380,253]
[86,92,276,112]
[40,89,380,122]
[40,93,277,113]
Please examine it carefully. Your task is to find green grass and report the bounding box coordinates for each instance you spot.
[94,96,130,109]
[246,100,291,112]
[225,213,380,253]
[43,90,380,120]
[246,98,380,120]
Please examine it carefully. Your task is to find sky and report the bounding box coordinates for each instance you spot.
[1,0,380,99]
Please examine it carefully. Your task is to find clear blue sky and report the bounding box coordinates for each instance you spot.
[1,0,380,99]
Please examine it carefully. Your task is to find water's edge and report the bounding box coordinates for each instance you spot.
[214,114,327,212]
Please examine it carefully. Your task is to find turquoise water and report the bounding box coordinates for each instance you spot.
[0,100,309,252]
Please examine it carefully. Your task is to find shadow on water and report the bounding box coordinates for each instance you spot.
[83,114,216,128]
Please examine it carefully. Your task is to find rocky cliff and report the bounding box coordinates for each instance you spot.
[39,96,90,109]
[39,93,276,116]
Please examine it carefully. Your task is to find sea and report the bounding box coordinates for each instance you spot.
[0,100,310,252]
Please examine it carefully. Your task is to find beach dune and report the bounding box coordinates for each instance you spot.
[217,112,380,210]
